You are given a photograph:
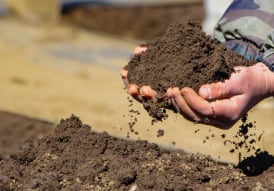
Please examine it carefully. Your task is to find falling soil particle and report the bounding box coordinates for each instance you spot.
[0,115,274,190]
[126,97,142,138]
[124,21,254,121]
[157,129,164,137]
[222,114,264,161]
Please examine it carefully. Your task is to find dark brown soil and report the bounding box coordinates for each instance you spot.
[0,110,53,155]
[124,21,254,121]
[0,115,273,190]
[62,2,205,40]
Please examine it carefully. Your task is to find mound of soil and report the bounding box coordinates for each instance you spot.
[62,2,205,40]
[124,21,254,121]
[0,115,273,190]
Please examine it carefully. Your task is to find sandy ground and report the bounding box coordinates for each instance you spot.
[0,17,274,164]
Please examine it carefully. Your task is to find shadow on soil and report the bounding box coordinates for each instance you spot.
[237,151,274,176]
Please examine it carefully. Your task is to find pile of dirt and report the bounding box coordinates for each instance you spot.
[62,2,205,40]
[124,21,254,121]
[0,115,273,190]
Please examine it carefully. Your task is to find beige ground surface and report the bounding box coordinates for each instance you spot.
[0,17,274,164]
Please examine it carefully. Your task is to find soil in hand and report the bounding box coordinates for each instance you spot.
[124,21,254,121]
[1,115,274,190]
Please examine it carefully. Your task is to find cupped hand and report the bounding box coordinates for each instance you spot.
[121,46,157,102]
[167,62,274,129]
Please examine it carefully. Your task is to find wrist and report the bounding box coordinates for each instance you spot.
[258,62,274,97]
[266,71,274,97]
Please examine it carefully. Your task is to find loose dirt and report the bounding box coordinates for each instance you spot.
[0,115,274,190]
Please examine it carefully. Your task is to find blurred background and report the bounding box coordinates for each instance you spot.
[0,0,274,164]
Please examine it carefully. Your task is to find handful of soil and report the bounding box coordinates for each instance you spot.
[124,21,253,121]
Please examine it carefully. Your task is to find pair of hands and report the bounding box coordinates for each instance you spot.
[121,47,274,129]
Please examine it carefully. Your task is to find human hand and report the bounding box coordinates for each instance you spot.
[121,46,157,102]
[167,62,274,129]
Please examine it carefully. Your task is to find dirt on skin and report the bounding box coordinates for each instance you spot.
[0,115,273,190]
[62,2,205,40]
[124,21,254,121]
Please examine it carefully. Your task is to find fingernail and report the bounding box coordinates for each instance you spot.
[140,88,147,96]
[200,86,210,99]
[127,84,138,95]
[121,70,128,78]
[166,88,172,97]
[134,47,147,54]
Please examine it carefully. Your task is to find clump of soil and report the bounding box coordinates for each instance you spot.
[1,115,274,190]
[157,129,164,137]
[62,2,205,40]
[124,21,254,121]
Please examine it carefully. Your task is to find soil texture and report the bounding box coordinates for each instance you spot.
[62,2,205,40]
[124,21,254,121]
[0,115,274,190]
[0,111,53,155]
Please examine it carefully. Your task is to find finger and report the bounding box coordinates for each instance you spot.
[120,69,129,85]
[126,84,145,102]
[182,87,215,116]
[167,88,199,121]
[139,86,157,99]
[199,70,245,100]
[127,84,139,95]
[121,69,128,78]
[181,88,238,129]
[133,46,147,54]
[171,87,201,122]
[168,89,234,128]
[183,87,244,121]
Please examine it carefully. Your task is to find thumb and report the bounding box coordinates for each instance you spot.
[199,68,246,99]
[199,83,227,99]
[199,80,241,100]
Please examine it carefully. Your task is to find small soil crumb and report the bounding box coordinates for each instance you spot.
[1,115,274,190]
[221,134,226,139]
[124,21,253,121]
[157,129,164,137]
[194,129,200,133]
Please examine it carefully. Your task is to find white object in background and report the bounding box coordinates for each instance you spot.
[203,0,233,36]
